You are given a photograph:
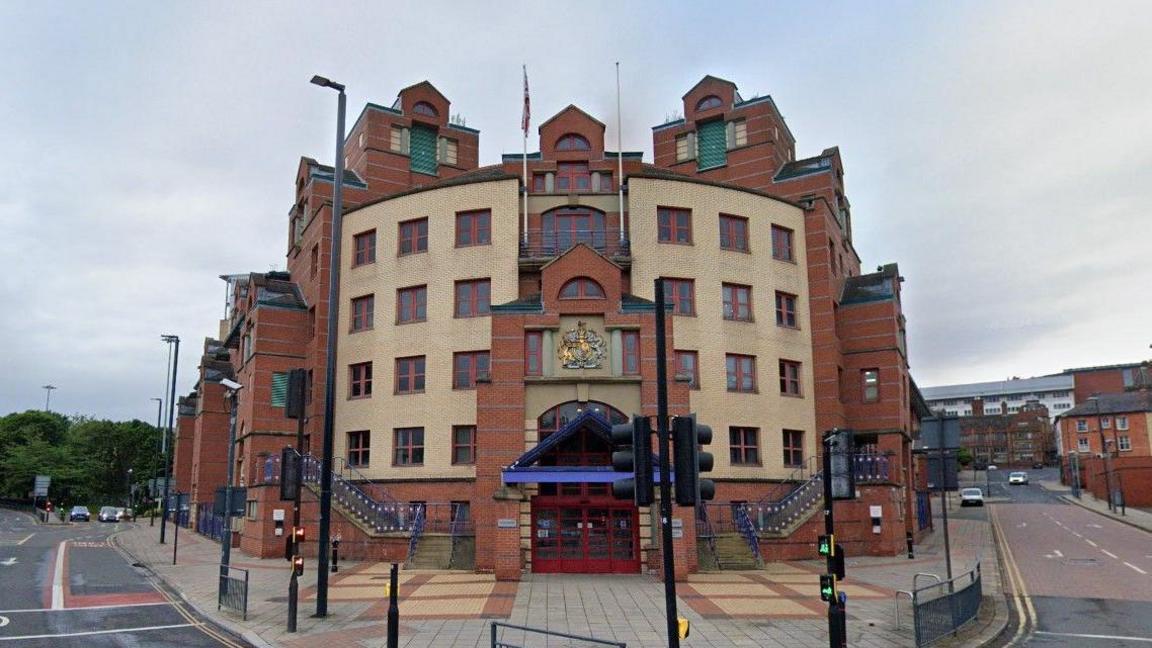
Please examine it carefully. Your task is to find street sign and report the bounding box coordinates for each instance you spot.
[918,417,961,450]
[213,487,247,517]
[33,475,50,497]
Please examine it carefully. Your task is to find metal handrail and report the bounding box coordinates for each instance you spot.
[695,504,721,569]
[752,472,824,534]
[913,572,942,592]
[405,506,426,567]
[894,590,914,628]
[732,503,762,566]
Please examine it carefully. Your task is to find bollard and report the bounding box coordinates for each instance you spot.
[387,563,399,648]
[331,539,340,573]
[906,531,914,559]
[287,570,299,633]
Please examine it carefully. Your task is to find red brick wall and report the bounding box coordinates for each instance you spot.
[1072,368,1129,401]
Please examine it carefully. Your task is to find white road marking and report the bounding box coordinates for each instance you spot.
[1034,630,1152,642]
[1087,523,1102,528]
[0,558,16,566]
[1053,549,1063,558]
[0,616,7,628]
[17,534,33,546]
[1072,532,1083,538]
[1018,522,1028,528]
[1103,550,1119,559]
[51,541,65,610]
[0,622,194,642]
[1125,562,1148,575]
[0,601,170,614]
[1086,539,1098,547]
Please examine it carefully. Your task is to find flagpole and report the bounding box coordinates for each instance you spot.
[522,65,530,247]
[616,62,625,246]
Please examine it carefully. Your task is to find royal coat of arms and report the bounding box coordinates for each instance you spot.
[558,321,606,369]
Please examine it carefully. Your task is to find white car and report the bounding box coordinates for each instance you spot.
[1008,472,1029,485]
[960,488,985,507]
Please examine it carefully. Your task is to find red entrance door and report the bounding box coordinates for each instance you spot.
[532,503,639,574]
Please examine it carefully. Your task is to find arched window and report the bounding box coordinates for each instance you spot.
[696,95,723,111]
[560,277,605,299]
[413,101,439,117]
[555,133,591,151]
[537,401,627,438]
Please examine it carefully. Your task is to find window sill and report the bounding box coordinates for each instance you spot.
[394,391,426,396]
[776,324,801,330]
[351,261,376,269]
[348,395,372,401]
[397,250,429,257]
[772,256,798,265]
[723,317,755,324]
[726,389,759,395]
[391,464,425,468]
[781,392,805,399]
[454,242,493,249]
[697,163,728,172]
[657,240,695,246]
[396,319,427,326]
[720,246,751,254]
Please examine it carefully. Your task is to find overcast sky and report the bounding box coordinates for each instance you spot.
[2,1,1150,421]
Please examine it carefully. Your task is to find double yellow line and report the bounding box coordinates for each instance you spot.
[990,506,1037,646]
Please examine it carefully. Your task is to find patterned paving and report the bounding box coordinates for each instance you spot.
[305,564,518,619]
[680,563,894,619]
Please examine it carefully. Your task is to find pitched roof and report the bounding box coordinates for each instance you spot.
[302,157,367,188]
[682,75,738,100]
[840,264,899,305]
[774,151,835,181]
[397,80,449,105]
[1059,391,1152,418]
[538,104,605,131]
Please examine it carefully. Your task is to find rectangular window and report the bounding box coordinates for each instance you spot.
[452,425,476,465]
[663,278,696,316]
[729,427,760,465]
[353,230,376,266]
[697,120,727,170]
[775,291,798,328]
[1118,435,1131,451]
[398,218,428,255]
[779,360,802,396]
[390,126,409,154]
[397,285,427,323]
[555,163,591,192]
[726,354,757,393]
[783,429,804,467]
[349,361,373,399]
[597,172,613,193]
[622,331,640,375]
[347,430,370,467]
[722,283,753,321]
[310,244,319,278]
[437,137,458,166]
[719,214,749,252]
[270,372,288,407]
[1076,419,1088,432]
[657,207,692,244]
[1077,437,1090,452]
[351,295,374,332]
[409,124,437,174]
[1117,416,1129,430]
[453,351,490,389]
[726,119,748,149]
[454,279,491,317]
[456,210,492,247]
[676,350,699,389]
[393,427,424,466]
[675,132,695,161]
[1102,417,1112,429]
[533,174,546,193]
[862,369,879,403]
[771,225,795,261]
[525,331,543,376]
[395,356,426,394]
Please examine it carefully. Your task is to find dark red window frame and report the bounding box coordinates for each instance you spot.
[657,207,692,244]
[779,359,803,396]
[729,427,760,465]
[723,283,753,321]
[453,351,490,389]
[452,425,476,465]
[393,427,424,466]
[525,331,543,376]
[353,229,376,266]
[559,277,605,299]
[349,361,372,399]
[347,430,370,467]
[719,214,749,252]
[310,244,319,278]
[663,278,696,316]
[675,350,699,389]
[556,162,591,192]
[772,225,795,261]
[622,331,640,376]
[555,133,591,151]
[456,210,491,247]
[696,95,723,111]
[726,354,757,393]
[775,291,798,328]
[783,429,804,467]
[395,356,426,394]
[397,285,427,324]
[398,218,428,255]
[455,279,491,317]
[350,295,374,332]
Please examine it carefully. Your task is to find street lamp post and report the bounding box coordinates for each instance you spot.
[42,385,57,411]
[218,379,243,602]
[1087,397,1113,511]
[150,397,163,526]
[126,468,134,510]
[310,73,346,618]
[160,335,180,543]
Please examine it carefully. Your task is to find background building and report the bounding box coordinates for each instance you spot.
[958,400,1053,466]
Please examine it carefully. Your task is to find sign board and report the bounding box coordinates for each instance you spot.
[671,528,684,539]
[213,487,247,517]
[167,492,190,512]
[279,447,300,501]
[825,429,857,500]
[496,518,517,528]
[925,455,959,491]
[33,475,50,497]
[671,518,683,528]
[869,505,882,518]
[272,509,285,522]
[918,417,961,450]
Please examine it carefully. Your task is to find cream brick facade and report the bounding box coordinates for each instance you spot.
[335,178,520,480]
[628,177,817,480]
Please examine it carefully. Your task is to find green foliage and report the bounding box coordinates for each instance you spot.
[0,410,162,506]
[956,447,973,467]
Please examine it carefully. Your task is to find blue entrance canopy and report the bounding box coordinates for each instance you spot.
[502,465,669,484]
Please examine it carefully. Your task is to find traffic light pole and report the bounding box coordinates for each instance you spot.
[822,432,847,648]
[653,278,681,648]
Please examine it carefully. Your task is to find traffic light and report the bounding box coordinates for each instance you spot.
[612,416,654,506]
[292,554,304,576]
[820,574,837,602]
[824,428,857,500]
[672,414,714,506]
[818,534,834,557]
[293,526,306,544]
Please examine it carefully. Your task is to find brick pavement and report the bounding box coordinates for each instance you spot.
[113,513,1008,648]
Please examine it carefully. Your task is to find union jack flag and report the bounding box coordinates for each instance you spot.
[522,65,530,135]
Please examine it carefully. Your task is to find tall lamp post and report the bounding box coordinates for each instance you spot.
[125,468,134,509]
[160,334,180,543]
[42,384,57,411]
[150,397,163,525]
[310,73,346,618]
[218,379,244,602]
[1087,396,1113,511]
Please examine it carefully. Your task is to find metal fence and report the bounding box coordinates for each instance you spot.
[197,503,226,542]
[909,562,982,646]
[218,566,249,620]
[491,622,626,647]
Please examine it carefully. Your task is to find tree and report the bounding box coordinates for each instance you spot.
[956,447,973,467]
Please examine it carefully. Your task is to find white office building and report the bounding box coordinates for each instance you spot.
[921,375,1076,420]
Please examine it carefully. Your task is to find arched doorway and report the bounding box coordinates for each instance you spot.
[531,402,640,574]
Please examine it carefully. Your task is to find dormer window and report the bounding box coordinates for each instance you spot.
[413,101,438,118]
[555,133,591,151]
[560,277,605,299]
[696,95,723,111]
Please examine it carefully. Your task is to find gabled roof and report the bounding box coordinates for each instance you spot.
[840,264,899,305]
[301,157,367,188]
[1059,391,1152,419]
[539,104,606,131]
[538,242,621,272]
[397,80,449,105]
[682,74,737,100]
[775,151,835,181]
[509,410,613,469]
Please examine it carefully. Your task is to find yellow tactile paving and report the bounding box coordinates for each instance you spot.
[421,574,495,583]
[713,597,814,616]
[407,582,495,597]
[399,597,488,616]
[315,585,394,601]
[686,573,756,583]
[336,574,412,586]
[689,583,784,597]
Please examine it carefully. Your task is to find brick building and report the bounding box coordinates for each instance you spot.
[957,399,1053,466]
[176,75,928,577]
[1057,390,1152,507]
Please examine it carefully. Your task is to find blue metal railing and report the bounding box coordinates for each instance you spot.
[405,506,426,567]
[732,504,762,566]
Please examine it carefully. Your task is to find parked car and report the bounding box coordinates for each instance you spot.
[960,488,985,507]
[986,465,998,471]
[69,506,90,522]
[116,507,133,521]
[98,506,120,522]
[1008,472,1029,485]
[1032,462,1045,469]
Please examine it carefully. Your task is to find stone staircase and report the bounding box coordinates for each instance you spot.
[711,534,760,570]
[407,534,453,569]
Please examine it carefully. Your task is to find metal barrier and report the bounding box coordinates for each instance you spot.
[491,622,626,647]
[911,562,982,646]
[197,504,226,542]
[218,566,249,620]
